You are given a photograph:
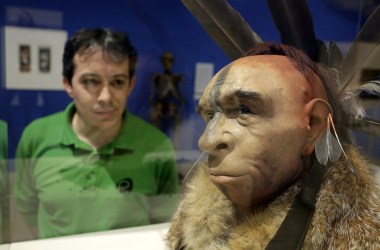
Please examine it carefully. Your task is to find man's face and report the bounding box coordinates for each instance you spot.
[64,50,134,130]
[197,55,313,210]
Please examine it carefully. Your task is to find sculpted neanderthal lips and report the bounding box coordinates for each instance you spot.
[209,173,251,184]
[209,166,251,185]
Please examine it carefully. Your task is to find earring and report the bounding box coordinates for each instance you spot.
[315,113,357,175]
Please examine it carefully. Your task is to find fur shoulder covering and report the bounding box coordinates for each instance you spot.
[304,146,380,249]
[166,146,380,249]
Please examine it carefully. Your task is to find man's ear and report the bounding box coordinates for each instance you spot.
[302,98,333,156]
[63,77,73,98]
[127,76,136,95]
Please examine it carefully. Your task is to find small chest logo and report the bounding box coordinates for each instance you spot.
[116,178,133,193]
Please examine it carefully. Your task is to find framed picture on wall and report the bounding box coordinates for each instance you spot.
[4,26,68,90]
[39,47,51,73]
[19,44,31,73]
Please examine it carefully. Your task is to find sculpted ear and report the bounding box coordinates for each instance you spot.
[302,98,332,156]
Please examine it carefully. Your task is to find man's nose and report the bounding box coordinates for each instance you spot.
[198,112,234,155]
[98,85,112,103]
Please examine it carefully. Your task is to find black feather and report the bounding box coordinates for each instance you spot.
[266,0,317,60]
[181,0,262,60]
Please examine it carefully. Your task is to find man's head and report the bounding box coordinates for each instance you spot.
[196,42,338,212]
[62,28,137,132]
[63,28,137,85]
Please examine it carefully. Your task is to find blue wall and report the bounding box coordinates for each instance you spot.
[1,0,377,160]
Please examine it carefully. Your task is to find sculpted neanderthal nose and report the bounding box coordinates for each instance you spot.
[198,113,231,154]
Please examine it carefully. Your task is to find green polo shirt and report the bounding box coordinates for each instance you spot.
[14,103,179,239]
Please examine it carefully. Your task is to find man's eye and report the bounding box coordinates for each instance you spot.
[112,79,127,87]
[82,78,100,85]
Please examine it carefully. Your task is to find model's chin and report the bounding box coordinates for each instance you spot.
[209,174,255,207]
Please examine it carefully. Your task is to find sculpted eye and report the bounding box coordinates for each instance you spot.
[239,105,251,114]
[206,112,214,122]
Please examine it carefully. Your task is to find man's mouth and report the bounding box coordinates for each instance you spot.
[95,109,116,118]
[96,110,115,113]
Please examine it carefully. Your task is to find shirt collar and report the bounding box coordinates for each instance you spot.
[60,102,135,154]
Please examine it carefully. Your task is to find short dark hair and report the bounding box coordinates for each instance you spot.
[62,28,137,84]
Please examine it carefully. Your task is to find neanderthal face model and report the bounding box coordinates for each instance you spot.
[197,55,327,211]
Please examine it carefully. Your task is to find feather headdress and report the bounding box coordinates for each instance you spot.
[181,0,380,137]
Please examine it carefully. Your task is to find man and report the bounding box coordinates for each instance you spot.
[166,43,380,249]
[14,28,179,239]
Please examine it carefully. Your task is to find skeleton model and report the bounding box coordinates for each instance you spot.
[151,52,183,136]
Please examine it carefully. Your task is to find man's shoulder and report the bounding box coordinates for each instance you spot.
[17,110,68,154]
[124,112,175,152]
[127,113,168,139]
[23,110,66,135]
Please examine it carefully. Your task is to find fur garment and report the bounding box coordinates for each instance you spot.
[166,146,380,249]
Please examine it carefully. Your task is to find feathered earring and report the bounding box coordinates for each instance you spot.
[315,113,357,175]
